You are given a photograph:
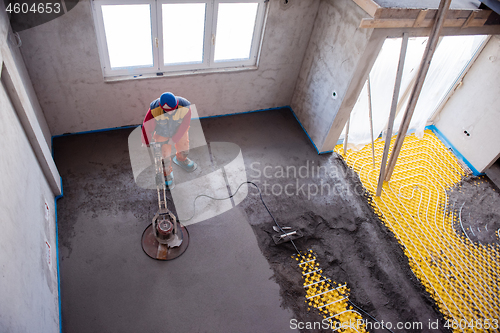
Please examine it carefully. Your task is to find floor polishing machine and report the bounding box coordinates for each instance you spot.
[141,144,189,260]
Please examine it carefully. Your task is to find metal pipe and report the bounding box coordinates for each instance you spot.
[367,76,376,169]
[157,188,162,211]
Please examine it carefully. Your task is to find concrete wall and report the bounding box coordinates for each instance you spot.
[434,35,500,173]
[290,0,376,152]
[2,20,52,149]
[18,0,320,135]
[0,7,60,333]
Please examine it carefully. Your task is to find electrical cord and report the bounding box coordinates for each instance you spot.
[177,181,300,253]
[178,181,394,332]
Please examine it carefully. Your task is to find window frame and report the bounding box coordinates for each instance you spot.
[209,0,266,69]
[92,0,267,78]
[93,0,159,77]
[157,0,212,71]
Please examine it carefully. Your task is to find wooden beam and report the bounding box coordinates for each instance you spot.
[359,9,491,29]
[351,0,382,17]
[375,32,409,197]
[413,9,429,27]
[462,10,478,29]
[373,8,384,19]
[343,114,351,156]
[383,0,451,182]
[360,16,489,28]
[360,18,411,28]
[390,37,442,126]
[370,7,489,20]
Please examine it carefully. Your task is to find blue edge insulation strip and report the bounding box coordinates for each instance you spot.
[426,124,483,176]
[50,105,482,332]
[54,178,63,333]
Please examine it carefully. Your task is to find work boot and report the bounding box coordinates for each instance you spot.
[165,171,175,190]
[173,156,197,172]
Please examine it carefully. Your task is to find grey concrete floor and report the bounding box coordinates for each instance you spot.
[485,158,500,189]
[53,110,299,333]
[54,108,445,333]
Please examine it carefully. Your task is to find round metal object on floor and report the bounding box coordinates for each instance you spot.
[141,223,189,260]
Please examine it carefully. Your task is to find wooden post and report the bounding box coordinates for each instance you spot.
[375,32,409,196]
[385,37,443,133]
[343,114,350,156]
[367,76,376,169]
[383,0,451,183]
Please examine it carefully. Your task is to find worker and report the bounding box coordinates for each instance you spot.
[141,92,197,189]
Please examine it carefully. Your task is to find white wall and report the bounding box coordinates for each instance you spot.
[434,35,500,173]
[0,8,60,333]
[0,75,60,333]
[18,0,320,136]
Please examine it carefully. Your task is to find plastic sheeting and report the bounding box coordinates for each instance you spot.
[341,35,488,151]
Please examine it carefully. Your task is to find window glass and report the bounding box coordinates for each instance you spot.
[101,4,154,68]
[214,3,258,62]
[162,3,206,65]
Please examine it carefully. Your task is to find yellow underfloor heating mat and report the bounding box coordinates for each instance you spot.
[295,251,367,332]
[335,130,500,332]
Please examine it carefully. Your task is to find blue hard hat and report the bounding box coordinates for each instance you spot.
[160,92,178,110]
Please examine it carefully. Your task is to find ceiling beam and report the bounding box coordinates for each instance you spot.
[351,0,382,17]
[359,7,493,29]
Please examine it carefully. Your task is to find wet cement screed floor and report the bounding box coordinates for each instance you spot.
[53,108,446,333]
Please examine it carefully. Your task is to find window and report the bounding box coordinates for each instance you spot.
[92,0,267,77]
[339,35,489,148]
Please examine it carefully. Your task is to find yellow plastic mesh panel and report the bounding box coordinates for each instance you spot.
[295,250,367,332]
[335,130,500,332]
